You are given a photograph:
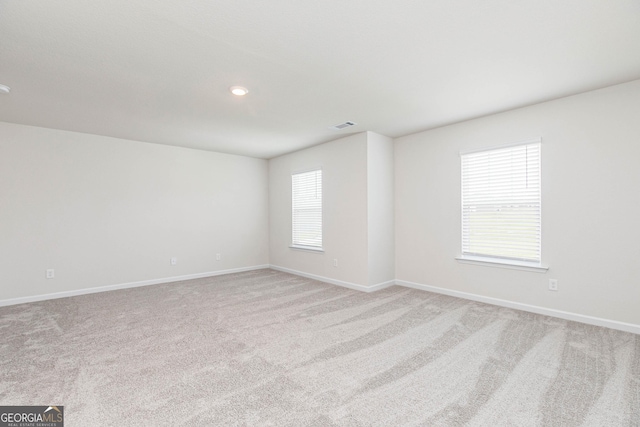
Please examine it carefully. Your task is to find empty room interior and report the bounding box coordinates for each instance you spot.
[1,1,640,426]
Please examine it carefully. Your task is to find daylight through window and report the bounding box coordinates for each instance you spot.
[461,141,541,264]
[292,169,323,249]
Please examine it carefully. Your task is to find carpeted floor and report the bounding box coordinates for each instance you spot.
[0,269,638,426]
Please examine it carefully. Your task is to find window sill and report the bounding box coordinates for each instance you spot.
[455,255,548,273]
[289,245,324,253]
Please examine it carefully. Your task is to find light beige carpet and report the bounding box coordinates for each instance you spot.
[0,269,638,426]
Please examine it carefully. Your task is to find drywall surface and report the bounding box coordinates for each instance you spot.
[395,79,640,325]
[367,132,395,286]
[0,122,269,301]
[269,133,369,286]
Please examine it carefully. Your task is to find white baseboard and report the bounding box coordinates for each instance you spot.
[0,265,270,307]
[269,265,394,293]
[3,265,636,335]
[395,279,640,335]
[269,267,639,334]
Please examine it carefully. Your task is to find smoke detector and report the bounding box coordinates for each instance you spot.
[0,84,10,94]
[329,121,357,131]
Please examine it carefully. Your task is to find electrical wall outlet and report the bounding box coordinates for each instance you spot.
[216,253,221,261]
[46,269,55,279]
[549,279,558,291]
[333,259,338,267]
[170,257,177,266]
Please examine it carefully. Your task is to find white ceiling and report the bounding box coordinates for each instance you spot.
[1,1,639,159]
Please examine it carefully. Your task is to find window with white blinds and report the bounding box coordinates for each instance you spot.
[292,169,323,249]
[461,141,541,264]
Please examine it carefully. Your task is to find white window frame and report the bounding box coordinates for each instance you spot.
[290,168,323,252]
[456,138,548,272]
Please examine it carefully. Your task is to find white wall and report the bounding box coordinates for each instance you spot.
[0,122,269,301]
[269,133,370,286]
[367,132,395,286]
[269,131,395,288]
[395,80,640,325]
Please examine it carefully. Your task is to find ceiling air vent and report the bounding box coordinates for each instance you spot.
[329,121,357,131]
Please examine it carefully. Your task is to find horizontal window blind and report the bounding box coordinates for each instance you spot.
[461,142,541,263]
[292,169,322,248]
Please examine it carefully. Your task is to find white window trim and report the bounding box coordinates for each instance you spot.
[459,138,544,269]
[455,255,548,273]
[289,245,325,253]
[459,138,542,155]
[291,167,323,250]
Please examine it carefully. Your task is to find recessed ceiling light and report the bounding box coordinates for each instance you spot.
[230,86,249,96]
[0,84,10,94]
